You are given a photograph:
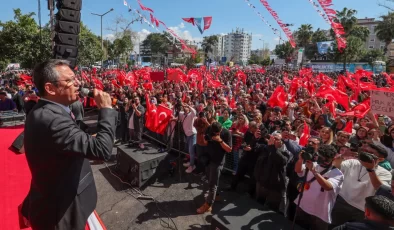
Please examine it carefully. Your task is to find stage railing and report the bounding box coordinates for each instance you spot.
[142,120,237,173]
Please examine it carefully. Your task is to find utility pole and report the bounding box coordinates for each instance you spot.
[91,8,114,66]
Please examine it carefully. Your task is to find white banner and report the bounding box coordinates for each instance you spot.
[371,90,394,117]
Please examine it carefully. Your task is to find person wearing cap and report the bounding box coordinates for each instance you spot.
[0,90,16,111]
[332,195,394,230]
[330,143,392,228]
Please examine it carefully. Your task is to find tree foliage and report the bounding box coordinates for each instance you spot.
[202,35,218,58]
[274,42,295,63]
[362,49,386,67]
[376,12,394,54]
[142,33,171,55]
[0,9,51,69]
[77,23,103,66]
[328,8,368,69]
[295,24,313,48]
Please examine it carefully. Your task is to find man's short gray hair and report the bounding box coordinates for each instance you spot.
[32,59,70,96]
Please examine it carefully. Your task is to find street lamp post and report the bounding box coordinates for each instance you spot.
[91,8,114,66]
[259,38,265,59]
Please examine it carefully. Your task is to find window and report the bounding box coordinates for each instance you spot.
[369,45,374,49]
[370,38,375,42]
[381,45,385,50]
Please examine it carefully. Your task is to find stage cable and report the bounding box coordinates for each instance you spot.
[104,162,179,230]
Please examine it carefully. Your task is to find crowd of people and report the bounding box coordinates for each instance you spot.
[1,64,394,229]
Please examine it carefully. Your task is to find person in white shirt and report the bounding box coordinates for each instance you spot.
[294,144,344,230]
[330,143,392,228]
[178,103,197,173]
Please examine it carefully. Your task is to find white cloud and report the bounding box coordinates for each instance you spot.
[103,34,115,42]
[168,26,203,44]
[253,34,263,38]
[179,22,185,29]
[220,33,226,36]
[274,37,280,41]
[133,29,152,53]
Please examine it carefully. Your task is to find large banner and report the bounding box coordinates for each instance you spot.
[317,41,334,54]
[311,63,385,73]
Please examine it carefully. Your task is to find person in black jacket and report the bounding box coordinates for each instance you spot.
[254,132,293,213]
[333,195,394,230]
[10,86,24,113]
[22,59,117,230]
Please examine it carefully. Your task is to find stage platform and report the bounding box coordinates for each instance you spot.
[93,140,244,230]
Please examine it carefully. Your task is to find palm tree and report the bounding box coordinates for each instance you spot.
[376,12,394,55]
[334,8,358,35]
[296,24,313,47]
[201,35,218,61]
[312,29,329,43]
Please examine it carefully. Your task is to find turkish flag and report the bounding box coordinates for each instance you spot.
[340,98,370,118]
[145,94,158,133]
[267,86,287,109]
[156,105,172,135]
[182,17,195,25]
[299,121,310,147]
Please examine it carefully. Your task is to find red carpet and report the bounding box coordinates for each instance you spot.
[0,126,31,230]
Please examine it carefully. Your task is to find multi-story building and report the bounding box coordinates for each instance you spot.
[357,18,388,52]
[223,28,252,65]
[211,35,225,62]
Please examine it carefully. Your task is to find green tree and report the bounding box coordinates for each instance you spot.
[312,29,329,43]
[329,36,366,69]
[329,8,369,70]
[113,30,134,64]
[376,12,394,54]
[260,57,271,66]
[274,42,295,63]
[142,33,171,55]
[248,53,261,65]
[305,29,330,60]
[201,35,218,61]
[0,9,51,69]
[296,24,313,47]
[77,23,104,66]
[362,49,386,70]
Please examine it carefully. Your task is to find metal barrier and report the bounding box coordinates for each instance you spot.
[142,120,236,173]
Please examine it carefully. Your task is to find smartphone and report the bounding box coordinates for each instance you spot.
[288,134,297,141]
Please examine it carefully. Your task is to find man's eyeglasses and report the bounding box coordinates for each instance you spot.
[50,77,78,85]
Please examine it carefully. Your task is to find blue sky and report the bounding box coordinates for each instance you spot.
[0,0,391,50]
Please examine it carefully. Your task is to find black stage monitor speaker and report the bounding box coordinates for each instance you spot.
[11,131,25,154]
[211,196,305,230]
[116,144,168,188]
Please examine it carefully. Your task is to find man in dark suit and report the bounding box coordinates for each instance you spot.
[22,59,117,230]
[10,86,24,113]
[126,96,145,149]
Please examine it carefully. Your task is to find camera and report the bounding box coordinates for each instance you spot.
[301,146,316,161]
[199,111,207,118]
[358,151,378,163]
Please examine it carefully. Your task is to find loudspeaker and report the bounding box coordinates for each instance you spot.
[56,21,80,34]
[53,0,82,68]
[56,0,82,10]
[11,131,25,154]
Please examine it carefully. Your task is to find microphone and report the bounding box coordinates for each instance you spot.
[80,88,94,98]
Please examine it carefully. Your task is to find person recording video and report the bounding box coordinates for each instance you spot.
[126,96,145,149]
[294,144,344,230]
[330,142,392,228]
[21,59,117,229]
